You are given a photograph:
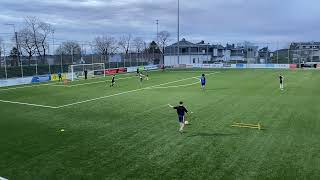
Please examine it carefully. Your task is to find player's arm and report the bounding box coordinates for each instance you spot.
[184,107,189,114]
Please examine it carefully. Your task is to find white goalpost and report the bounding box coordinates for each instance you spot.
[68,63,106,81]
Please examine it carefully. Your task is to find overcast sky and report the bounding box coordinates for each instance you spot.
[0,0,319,46]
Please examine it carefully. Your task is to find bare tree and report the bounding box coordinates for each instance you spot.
[118,34,132,55]
[133,37,144,53]
[55,41,81,64]
[133,37,145,65]
[17,28,36,65]
[55,41,81,55]
[93,36,117,55]
[158,31,170,54]
[93,35,118,63]
[24,16,54,63]
[38,21,54,61]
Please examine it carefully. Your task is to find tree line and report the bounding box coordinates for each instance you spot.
[1,17,171,66]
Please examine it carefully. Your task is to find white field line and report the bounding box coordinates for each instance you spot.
[0,72,219,109]
[0,99,58,109]
[57,72,218,108]
[50,76,134,87]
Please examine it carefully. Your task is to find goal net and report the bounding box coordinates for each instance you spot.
[68,63,105,81]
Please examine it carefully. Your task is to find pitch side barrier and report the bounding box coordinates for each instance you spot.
[0,65,160,87]
[168,64,299,70]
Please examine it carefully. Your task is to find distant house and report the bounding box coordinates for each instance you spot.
[164,38,212,66]
[290,42,320,63]
[164,39,259,65]
[258,47,272,64]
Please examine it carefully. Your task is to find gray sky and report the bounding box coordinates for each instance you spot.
[0,0,319,45]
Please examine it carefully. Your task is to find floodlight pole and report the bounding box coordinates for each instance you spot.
[3,44,7,80]
[156,20,159,43]
[177,0,180,65]
[5,23,23,77]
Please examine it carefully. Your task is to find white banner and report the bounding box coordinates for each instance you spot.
[126,67,138,73]
[0,77,34,87]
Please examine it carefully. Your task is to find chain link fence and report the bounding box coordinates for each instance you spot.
[1,40,320,79]
[0,42,162,79]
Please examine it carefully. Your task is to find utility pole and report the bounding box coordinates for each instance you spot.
[177,0,180,65]
[3,44,7,80]
[156,20,159,43]
[5,23,23,77]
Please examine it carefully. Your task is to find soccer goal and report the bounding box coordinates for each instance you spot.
[68,63,106,81]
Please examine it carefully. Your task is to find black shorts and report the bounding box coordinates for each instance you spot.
[178,115,185,123]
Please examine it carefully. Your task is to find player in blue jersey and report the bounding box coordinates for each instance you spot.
[200,74,206,90]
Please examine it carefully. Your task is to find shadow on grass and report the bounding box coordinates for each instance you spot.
[187,132,237,137]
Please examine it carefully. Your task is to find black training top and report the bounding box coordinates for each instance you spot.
[174,105,188,116]
[279,76,283,83]
[112,76,115,82]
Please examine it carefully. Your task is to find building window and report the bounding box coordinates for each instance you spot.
[182,48,187,53]
[193,58,196,63]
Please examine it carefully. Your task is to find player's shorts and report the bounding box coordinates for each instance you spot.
[178,115,185,123]
[201,83,206,86]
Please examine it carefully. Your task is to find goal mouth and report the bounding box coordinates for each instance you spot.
[68,63,106,81]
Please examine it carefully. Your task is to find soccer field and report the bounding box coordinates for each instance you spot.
[0,69,320,180]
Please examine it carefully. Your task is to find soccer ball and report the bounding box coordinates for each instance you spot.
[185,121,189,125]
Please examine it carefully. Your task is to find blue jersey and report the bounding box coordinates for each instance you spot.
[200,76,206,84]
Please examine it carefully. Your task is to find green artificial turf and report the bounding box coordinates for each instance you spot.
[0,69,320,180]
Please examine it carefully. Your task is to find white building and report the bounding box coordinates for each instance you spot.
[164,39,258,65]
